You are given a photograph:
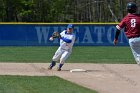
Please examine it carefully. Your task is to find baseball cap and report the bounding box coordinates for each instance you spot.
[67,24,74,29]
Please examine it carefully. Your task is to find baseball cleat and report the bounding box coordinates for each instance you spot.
[48,66,52,70]
[48,61,56,70]
[57,68,61,71]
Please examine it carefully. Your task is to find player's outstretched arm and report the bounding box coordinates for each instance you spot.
[114,29,120,45]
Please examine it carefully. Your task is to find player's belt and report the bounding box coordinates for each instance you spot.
[128,35,140,39]
[61,48,71,52]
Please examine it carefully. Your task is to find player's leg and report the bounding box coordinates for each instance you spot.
[48,61,56,70]
[129,37,140,65]
[48,48,63,69]
[57,51,71,71]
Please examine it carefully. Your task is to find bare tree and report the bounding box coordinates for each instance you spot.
[0,0,139,22]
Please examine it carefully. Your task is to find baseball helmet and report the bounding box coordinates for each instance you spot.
[67,24,74,29]
[127,2,137,13]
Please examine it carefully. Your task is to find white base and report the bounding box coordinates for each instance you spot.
[70,69,87,72]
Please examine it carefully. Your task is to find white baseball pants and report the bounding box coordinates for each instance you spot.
[129,37,140,65]
[52,47,72,64]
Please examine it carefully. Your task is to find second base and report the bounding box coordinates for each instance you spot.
[70,69,87,72]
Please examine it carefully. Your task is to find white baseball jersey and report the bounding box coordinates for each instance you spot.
[59,30,75,51]
[52,30,75,63]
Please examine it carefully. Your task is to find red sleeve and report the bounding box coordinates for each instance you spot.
[116,17,127,30]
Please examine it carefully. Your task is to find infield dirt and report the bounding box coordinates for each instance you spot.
[0,63,140,93]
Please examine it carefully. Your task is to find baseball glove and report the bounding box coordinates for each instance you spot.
[52,31,61,38]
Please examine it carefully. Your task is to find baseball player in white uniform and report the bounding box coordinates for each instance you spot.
[48,24,75,71]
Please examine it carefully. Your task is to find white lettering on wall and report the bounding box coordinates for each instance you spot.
[81,26,94,43]
[120,31,126,43]
[35,27,49,44]
[36,26,65,44]
[74,26,80,43]
[107,26,116,44]
[35,25,128,45]
[94,26,105,43]
[52,27,59,43]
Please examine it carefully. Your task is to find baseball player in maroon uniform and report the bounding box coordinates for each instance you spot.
[114,2,140,65]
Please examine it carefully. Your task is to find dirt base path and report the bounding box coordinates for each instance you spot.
[0,63,140,93]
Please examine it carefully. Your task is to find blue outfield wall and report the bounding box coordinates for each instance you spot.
[0,23,128,46]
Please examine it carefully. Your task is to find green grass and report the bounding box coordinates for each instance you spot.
[0,46,135,64]
[70,46,135,64]
[0,75,97,93]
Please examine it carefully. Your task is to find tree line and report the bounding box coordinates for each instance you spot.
[0,0,139,22]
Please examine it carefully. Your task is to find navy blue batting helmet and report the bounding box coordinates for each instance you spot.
[67,24,74,29]
[127,2,137,13]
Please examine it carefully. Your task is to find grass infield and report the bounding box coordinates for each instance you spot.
[0,46,135,64]
[0,75,97,93]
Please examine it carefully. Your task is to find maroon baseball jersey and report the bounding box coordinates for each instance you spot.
[116,13,140,38]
